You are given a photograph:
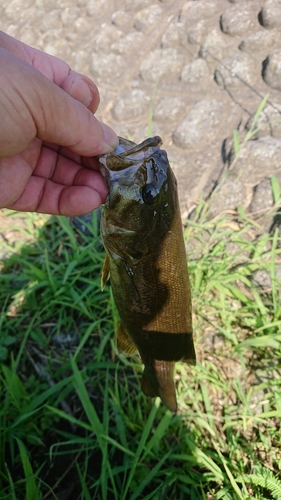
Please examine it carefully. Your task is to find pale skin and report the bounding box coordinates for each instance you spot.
[0,31,119,216]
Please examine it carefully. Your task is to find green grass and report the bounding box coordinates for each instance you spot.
[0,182,281,499]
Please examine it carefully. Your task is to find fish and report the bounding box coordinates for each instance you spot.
[98,136,196,413]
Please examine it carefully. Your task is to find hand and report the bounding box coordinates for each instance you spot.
[0,31,118,216]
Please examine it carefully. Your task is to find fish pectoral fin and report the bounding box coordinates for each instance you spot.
[101,254,110,291]
[141,361,177,413]
[116,322,138,356]
[108,223,135,235]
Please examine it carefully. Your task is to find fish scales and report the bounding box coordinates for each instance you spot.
[99,136,196,412]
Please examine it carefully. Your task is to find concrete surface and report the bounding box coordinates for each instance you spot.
[1,0,281,230]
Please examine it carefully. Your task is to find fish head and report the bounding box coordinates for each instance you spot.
[99,136,176,260]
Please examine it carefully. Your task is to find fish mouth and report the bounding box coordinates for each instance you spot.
[99,136,163,173]
[115,136,162,159]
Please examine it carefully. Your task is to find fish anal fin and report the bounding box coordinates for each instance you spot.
[101,254,110,290]
[141,361,177,413]
[116,322,138,356]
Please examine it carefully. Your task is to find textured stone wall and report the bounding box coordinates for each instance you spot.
[1,0,281,229]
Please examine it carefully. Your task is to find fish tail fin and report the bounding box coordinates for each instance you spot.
[141,361,177,413]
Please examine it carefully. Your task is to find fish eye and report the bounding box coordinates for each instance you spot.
[142,184,158,205]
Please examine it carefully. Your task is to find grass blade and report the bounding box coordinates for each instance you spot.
[16,438,40,500]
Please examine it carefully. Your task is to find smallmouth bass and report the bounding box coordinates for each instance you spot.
[99,136,195,412]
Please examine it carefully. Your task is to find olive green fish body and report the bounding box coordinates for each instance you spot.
[99,137,195,412]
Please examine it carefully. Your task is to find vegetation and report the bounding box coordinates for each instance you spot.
[0,172,280,499]
[0,96,280,499]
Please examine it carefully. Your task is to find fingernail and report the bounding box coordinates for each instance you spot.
[71,76,92,107]
[101,123,119,150]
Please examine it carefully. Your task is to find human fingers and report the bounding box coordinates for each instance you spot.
[0,30,100,113]
[0,48,118,158]
[41,143,101,171]
[33,146,108,198]
[0,143,108,211]
[8,176,104,216]
[59,71,100,115]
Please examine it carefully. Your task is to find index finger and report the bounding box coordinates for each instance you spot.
[0,30,100,114]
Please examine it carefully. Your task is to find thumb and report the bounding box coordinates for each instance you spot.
[0,49,118,157]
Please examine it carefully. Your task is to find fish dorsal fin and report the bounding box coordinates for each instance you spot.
[101,254,110,291]
[116,322,138,356]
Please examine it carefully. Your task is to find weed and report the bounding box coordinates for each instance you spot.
[0,196,280,499]
[0,126,280,497]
